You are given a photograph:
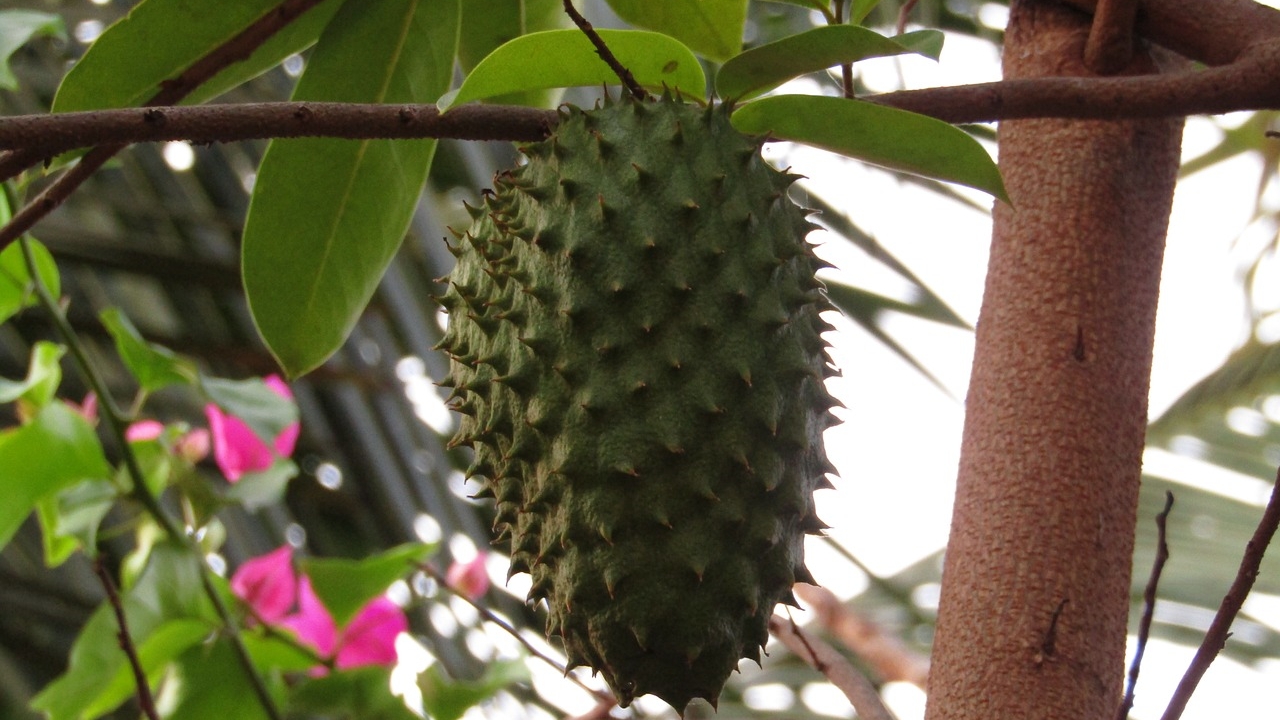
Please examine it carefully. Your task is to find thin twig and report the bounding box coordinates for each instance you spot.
[768,613,898,720]
[17,233,283,720]
[895,0,919,36]
[1116,491,1174,720]
[561,0,648,101]
[1160,472,1280,720]
[419,563,614,705]
[0,0,330,250]
[833,0,855,99]
[794,584,930,688]
[93,558,160,720]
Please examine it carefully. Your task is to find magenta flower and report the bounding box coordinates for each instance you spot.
[205,375,300,483]
[230,546,406,672]
[445,553,490,600]
[125,420,165,442]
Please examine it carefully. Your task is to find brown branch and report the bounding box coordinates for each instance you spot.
[561,0,648,101]
[0,0,330,251]
[768,613,897,720]
[1160,472,1280,720]
[794,584,930,689]
[93,558,160,720]
[1060,0,1280,66]
[1116,491,1175,720]
[1085,0,1139,73]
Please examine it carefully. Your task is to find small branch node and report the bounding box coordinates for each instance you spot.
[562,0,649,101]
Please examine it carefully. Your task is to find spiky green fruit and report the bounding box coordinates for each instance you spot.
[437,95,838,712]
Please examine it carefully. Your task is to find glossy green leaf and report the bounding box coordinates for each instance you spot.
[0,10,64,90]
[290,666,418,720]
[0,340,65,407]
[223,458,299,511]
[100,307,198,392]
[0,402,108,551]
[52,0,344,112]
[82,619,212,720]
[163,637,281,720]
[419,659,530,720]
[303,543,434,626]
[440,29,704,110]
[849,0,884,23]
[760,0,832,15]
[457,0,566,108]
[604,0,746,62]
[242,633,320,673]
[202,375,298,446]
[0,237,60,324]
[36,478,118,566]
[717,26,941,100]
[31,542,216,720]
[731,95,1007,200]
[243,0,459,377]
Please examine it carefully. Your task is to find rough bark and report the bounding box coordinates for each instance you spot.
[924,2,1184,719]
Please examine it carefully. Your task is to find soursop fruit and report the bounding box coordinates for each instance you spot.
[436,94,839,712]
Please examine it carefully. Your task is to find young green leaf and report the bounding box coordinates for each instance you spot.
[457,0,567,107]
[731,95,1007,200]
[0,340,64,407]
[242,0,459,377]
[290,666,419,720]
[604,0,746,62]
[0,10,65,90]
[202,375,298,445]
[419,659,531,720]
[303,543,435,627]
[0,402,109,552]
[848,0,884,23]
[759,0,833,16]
[0,238,60,324]
[80,619,212,720]
[716,26,943,100]
[36,478,119,566]
[52,0,344,112]
[100,308,198,392]
[161,636,282,720]
[439,29,704,110]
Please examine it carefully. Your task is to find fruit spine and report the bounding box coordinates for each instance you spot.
[436,94,838,712]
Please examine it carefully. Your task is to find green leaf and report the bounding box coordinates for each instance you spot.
[760,0,832,15]
[100,307,198,392]
[242,0,459,377]
[0,340,65,407]
[223,458,299,511]
[242,633,319,673]
[0,402,108,552]
[731,95,1007,200]
[419,659,530,720]
[848,0,884,23]
[303,543,434,626]
[440,29,705,110]
[36,478,119,566]
[52,0,344,112]
[717,26,942,100]
[457,0,567,108]
[202,375,298,446]
[604,0,746,62]
[290,666,418,720]
[162,636,282,720]
[0,237,60,324]
[83,619,211,720]
[31,542,217,720]
[0,10,65,90]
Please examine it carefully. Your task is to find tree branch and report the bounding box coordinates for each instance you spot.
[1160,471,1280,720]
[768,613,898,720]
[93,559,160,720]
[1116,491,1174,720]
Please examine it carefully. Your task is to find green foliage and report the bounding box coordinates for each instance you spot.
[100,308,198,392]
[440,29,705,109]
[51,0,344,111]
[0,237,59,324]
[161,637,283,720]
[35,478,118,566]
[457,0,567,107]
[0,340,64,406]
[291,666,419,720]
[242,0,460,377]
[731,94,1007,200]
[604,0,747,62]
[419,660,530,720]
[303,543,435,626]
[202,376,297,446]
[716,26,942,100]
[0,401,109,551]
[0,10,65,90]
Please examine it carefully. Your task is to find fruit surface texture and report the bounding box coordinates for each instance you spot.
[437,95,837,711]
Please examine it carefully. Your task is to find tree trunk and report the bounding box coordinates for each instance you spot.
[924,2,1184,719]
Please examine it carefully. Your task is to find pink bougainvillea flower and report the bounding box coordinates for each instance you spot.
[125,419,165,442]
[445,553,490,600]
[205,374,300,483]
[230,546,297,624]
[176,427,211,463]
[280,576,406,672]
[67,393,98,424]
